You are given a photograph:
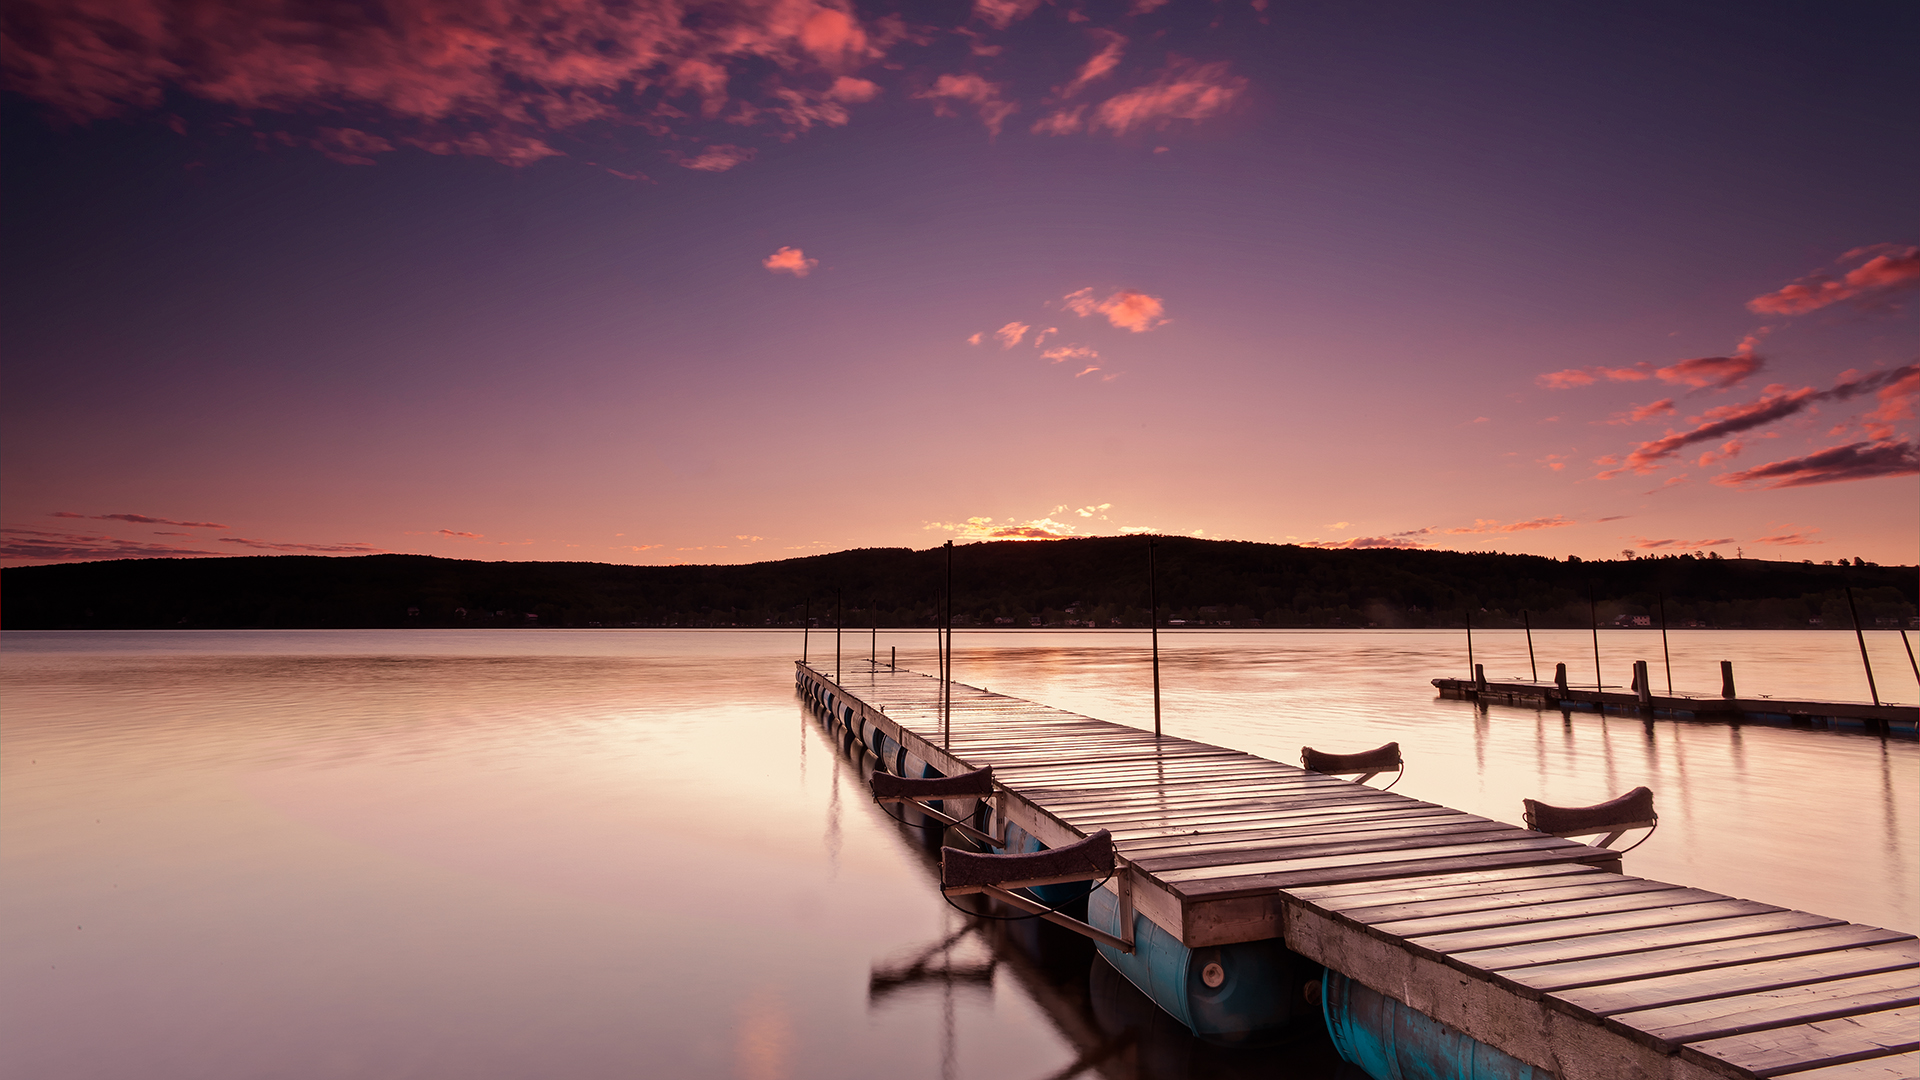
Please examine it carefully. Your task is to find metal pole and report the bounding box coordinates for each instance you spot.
[1901,630,1918,685]
[803,598,809,663]
[835,589,841,684]
[944,540,953,749]
[1844,583,1880,706]
[1589,583,1602,690]
[1658,590,1673,695]
[871,599,876,668]
[1149,535,1161,738]
[1524,610,1537,682]
[1465,607,1475,681]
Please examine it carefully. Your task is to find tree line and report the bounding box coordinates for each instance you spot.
[2,537,1912,632]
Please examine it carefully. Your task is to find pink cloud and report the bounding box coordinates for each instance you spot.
[1031,107,1085,135]
[971,0,1043,30]
[1656,353,1763,390]
[1058,31,1126,99]
[1712,440,1920,489]
[1303,534,1431,550]
[1753,529,1821,546]
[218,537,383,553]
[1634,536,1734,550]
[1537,363,1653,389]
[437,529,483,539]
[1444,515,1576,534]
[966,332,983,345]
[762,246,818,276]
[1748,246,1920,315]
[995,321,1031,348]
[1861,365,1920,439]
[1042,344,1098,364]
[676,144,756,172]
[1696,440,1743,466]
[1607,398,1677,425]
[1073,365,1101,378]
[1600,363,1917,477]
[1,0,888,166]
[51,511,229,528]
[915,73,1015,136]
[1090,58,1245,135]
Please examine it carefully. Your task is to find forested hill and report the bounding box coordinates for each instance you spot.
[1,538,1913,631]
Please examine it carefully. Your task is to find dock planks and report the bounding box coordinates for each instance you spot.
[801,661,1918,1080]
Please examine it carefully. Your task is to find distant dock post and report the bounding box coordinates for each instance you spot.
[1845,583,1881,707]
[1721,660,1736,699]
[1523,610,1537,681]
[1555,662,1568,693]
[1633,660,1652,709]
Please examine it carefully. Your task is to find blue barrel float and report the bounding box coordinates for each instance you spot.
[1087,887,1310,1041]
[1322,970,1546,1080]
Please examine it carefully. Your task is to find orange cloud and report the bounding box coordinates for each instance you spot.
[1634,536,1733,550]
[1443,515,1576,534]
[436,529,483,539]
[1753,529,1821,546]
[927,515,1077,540]
[1712,440,1920,489]
[995,321,1030,348]
[1656,353,1762,390]
[1061,287,1167,332]
[762,246,818,276]
[1748,246,1920,315]
[1537,364,1653,389]
[915,73,1015,136]
[966,332,983,345]
[1090,58,1245,135]
[1861,365,1920,439]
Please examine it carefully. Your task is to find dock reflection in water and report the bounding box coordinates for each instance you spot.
[1,629,1912,1080]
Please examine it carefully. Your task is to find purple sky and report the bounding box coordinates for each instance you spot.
[3,1,1915,567]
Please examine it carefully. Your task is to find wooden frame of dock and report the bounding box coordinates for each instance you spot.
[801,660,1919,1080]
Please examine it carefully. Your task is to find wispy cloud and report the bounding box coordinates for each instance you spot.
[1754,528,1821,546]
[1748,245,1920,315]
[436,529,483,539]
[971,0,1043,30]
[676,144,756,172]
[996,321,1031,348]
[1088,58,1245,135]
[1606,399,1677,425]
[1633,536,1734,550]
[1057,31,1126,99]
[1712,440,1920,489]
[915,73,1016,136]
[1444,515,1577,534]
[51,511,229,529]
[217,537,383,553]
[1601,363,1917,478]
[926,515,1078,540]
[1041,343,1098,364]
[762,246,818,276]
[1,526,224,562]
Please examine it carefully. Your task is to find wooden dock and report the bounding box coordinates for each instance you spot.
[1433,676,1919,735]
[800,660,1919,1080]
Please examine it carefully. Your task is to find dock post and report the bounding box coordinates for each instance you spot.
[1658,591,1673,694]
[1721,661,1736,699]
[890,646,896,670]
[1555,662,1568,693]
[836,590,842,684]
[1588,584,1602,689]
[1904,630,1918,684]
[1465,609,1475,681]
[1844,584,1881,707]
[803,598,810,663]
[1149,536,1161,738]
[1634,660,1651,708]
[944,540,953,749]
[1474,663,1486,692]
[1524,610,1537,681]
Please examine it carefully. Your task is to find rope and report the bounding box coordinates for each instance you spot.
[1611,818,1660,855]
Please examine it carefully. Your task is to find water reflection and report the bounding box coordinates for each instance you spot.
[1,629,1912,1080]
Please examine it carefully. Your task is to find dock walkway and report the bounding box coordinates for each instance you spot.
[1433,676,1918,734]
[800,660,1919,1080]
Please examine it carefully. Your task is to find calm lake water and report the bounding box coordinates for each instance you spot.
[3,629,1914,1080]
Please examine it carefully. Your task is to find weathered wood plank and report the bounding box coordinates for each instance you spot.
[1607,968,1919,1050]
[1773,1051,1920,1079]
[1331,878,1689,925]
[1406,899,1780,954]
[1453,911,1848,972]
[1184,845,1619,896]
[1544,939,1919,1016]
[1680,1004,1920,1077]
[1163,835,1603,885]
[1136,822,1531,874]
[1372,887,1738,939]
[1285,863,1605,904]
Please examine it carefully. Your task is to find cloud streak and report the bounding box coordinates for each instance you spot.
[1748,246,1920,315]
[52,511,229,528]
[1712,440,1920,489]
[1061,287,1168,332]
[762,246,818,276]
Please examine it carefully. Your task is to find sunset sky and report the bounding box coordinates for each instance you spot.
[3,1,1915,567]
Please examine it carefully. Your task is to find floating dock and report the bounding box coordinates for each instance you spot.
[800,660,1919,1080]
[1433,675,1919,735]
